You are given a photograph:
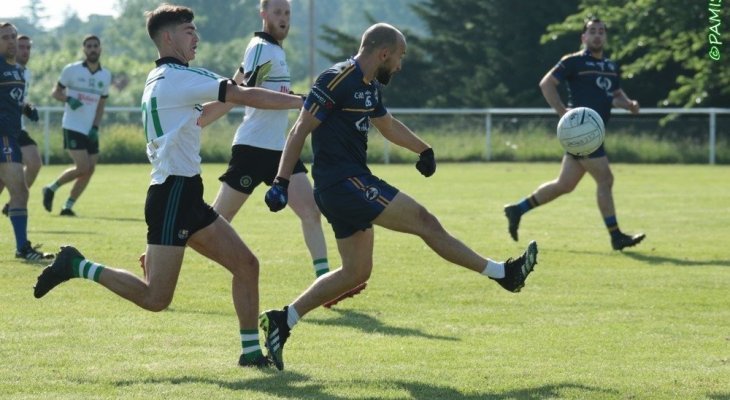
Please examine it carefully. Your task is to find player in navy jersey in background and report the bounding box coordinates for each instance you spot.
[504,17,645,251]
[0,34,42,217]
[33,4,303,368]
[258,23,539,371]
[0,23,53,261]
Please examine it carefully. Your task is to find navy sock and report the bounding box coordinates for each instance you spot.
[517,195,539,215]
[604,215,621,239]
[8,208,28,251]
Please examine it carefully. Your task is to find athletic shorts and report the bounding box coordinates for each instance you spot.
[63,129,99,154]
[568,143,606,160]
[18,129,37,147]
[314,174,399,239]
[218,144,308,194]
[0,136,23,164]
[145,175,219,246]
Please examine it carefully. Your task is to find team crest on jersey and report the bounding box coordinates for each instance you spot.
[596,76,612,91]
[364,186,380,201]
[177,229,189,240]
[10,87,23,101]
[3,146,13,155]
[240,176,252,188]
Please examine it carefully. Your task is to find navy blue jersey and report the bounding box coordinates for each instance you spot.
[0,56,25,137]
[304,59,387,190]
[552,50,621,123]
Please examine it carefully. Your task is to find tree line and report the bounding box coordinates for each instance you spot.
[10,0,729,109]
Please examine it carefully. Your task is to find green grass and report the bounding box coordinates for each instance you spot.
[1,163,729,399]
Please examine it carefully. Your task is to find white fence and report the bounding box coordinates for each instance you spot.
[35,106,730,164]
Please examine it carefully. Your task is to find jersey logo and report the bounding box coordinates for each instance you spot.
[177,229,189,240]
[596,76,612,92]
[240,176,252,188]
[3,146,13,155]
[364,186,380,201]
[10,87,23,102]
[355,116,369,132]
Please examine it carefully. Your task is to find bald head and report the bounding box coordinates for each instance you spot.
[359,23,405,55]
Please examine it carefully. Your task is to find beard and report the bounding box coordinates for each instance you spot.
[376,65,393,85]
[86,53,100,63]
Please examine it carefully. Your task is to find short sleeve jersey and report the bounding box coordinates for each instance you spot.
[304,59,387,190]
[141,57,228,185]
[233,32,291,150]
[551,50,621,123]
[58,61,112,134]
[0,56,25,138]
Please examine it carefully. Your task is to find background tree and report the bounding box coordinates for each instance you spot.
[545,0,730,108]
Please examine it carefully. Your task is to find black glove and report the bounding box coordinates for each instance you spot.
[264,177,290,212]
[23,103,39,122]
[415,148,436,177]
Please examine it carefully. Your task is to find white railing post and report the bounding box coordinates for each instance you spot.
[485,111,492,161]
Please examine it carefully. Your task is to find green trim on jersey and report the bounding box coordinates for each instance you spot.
[167,63,220,80]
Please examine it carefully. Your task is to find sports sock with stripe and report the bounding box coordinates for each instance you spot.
[313,258,329,277]
[240,329,264,362]
[71,258,106,282]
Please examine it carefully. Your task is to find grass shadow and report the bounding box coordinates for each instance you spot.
[621,251,730,267]
[113,374,615,399]
[553,247,730,267]
[113,371,350,400]
[305,309,458,341]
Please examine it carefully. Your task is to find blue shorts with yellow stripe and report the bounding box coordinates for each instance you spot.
[0,135,23,164]
[314,174,399,239]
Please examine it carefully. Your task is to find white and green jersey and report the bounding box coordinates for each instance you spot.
[58,61,111,134]
[141,57,228,185]
[233,32,291,151]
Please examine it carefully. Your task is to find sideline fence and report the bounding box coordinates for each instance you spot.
[34,107,730,164]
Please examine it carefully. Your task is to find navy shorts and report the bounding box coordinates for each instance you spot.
[0,136,23,164]
[63,129,99,154]
[568,143,606,159]
[219,144,308,195]
[18,130,37,147]
[314,174,399,239]
[145,175,219,246]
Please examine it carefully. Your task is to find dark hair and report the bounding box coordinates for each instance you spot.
[145,3,195,41]
[83,35,100,46]
[18,34,31,41]
[582,17,606,33]
[0,22,17,30]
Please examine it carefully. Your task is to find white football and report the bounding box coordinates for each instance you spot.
[556,107,605,156]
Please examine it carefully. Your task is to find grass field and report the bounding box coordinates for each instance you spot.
[1,162,728,400]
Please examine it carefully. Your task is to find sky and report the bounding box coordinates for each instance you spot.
[5,0,121,30]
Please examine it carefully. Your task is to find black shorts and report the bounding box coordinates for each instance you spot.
[63,129,99,154]
[314,174,399,239]
[218,144,308,195]
[145,175,219,246]
[568,143,606,159]
[18,130,37,147]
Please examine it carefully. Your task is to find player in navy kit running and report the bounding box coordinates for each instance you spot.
[258,23,539,371]
[504,18,645,251]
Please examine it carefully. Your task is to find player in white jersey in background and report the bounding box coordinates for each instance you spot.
[42,35,112,217]
[212,0,364,306]
[1,34,42,216]
[34,3,304,368]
